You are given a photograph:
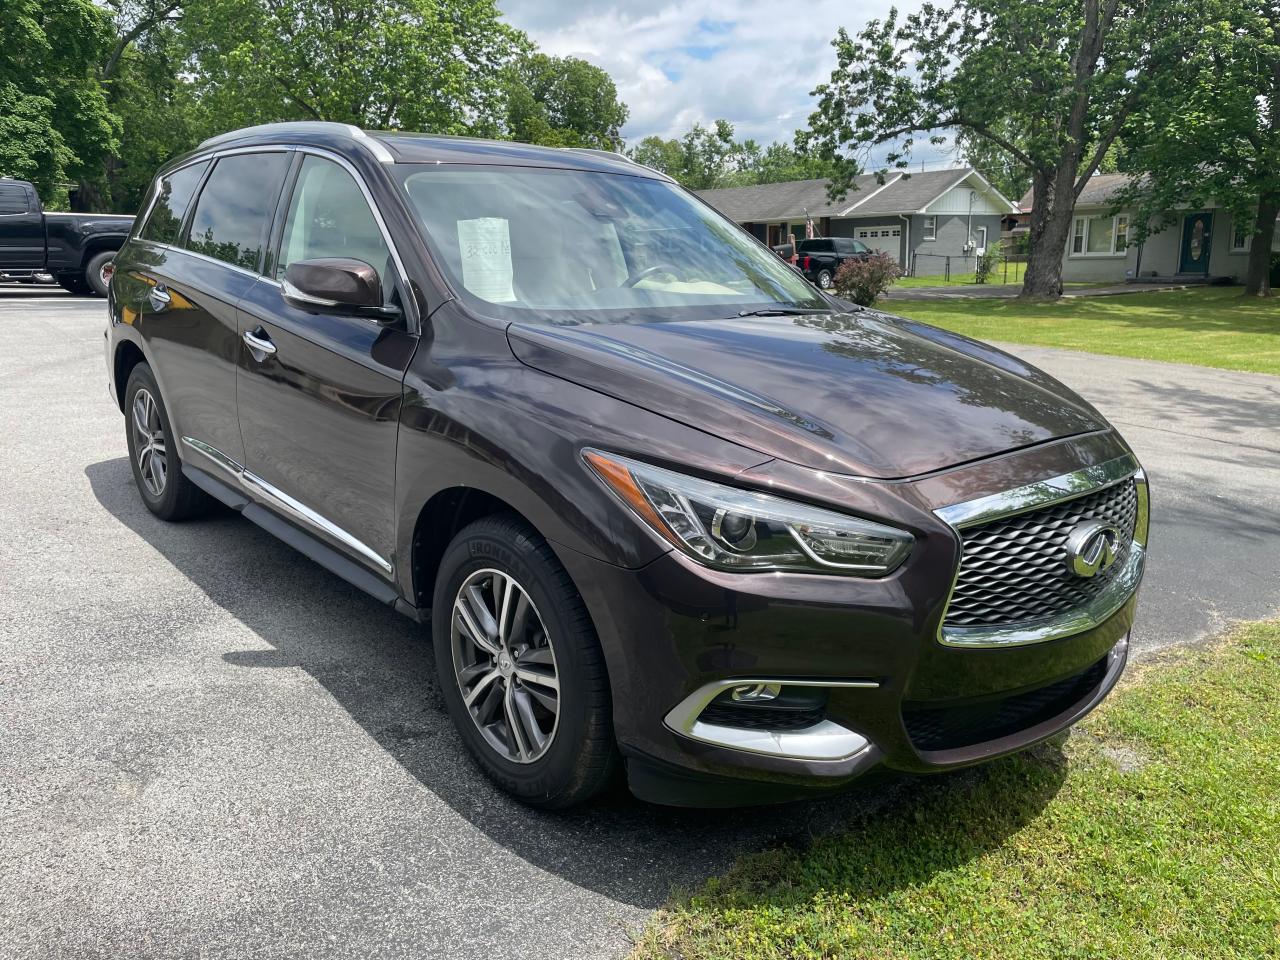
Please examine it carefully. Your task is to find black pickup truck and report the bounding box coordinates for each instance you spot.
[0,178,134,296]
[796,237,871,289]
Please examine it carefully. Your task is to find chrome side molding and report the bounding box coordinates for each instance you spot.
[180,436,393,575]
[664,677,879,762]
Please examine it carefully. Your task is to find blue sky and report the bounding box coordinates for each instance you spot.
[499,0,953,167]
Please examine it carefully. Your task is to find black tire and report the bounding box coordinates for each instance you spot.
[817,268,833,289]
[85,250,115,297]
[123,364,212,521]
[432,513,618,808]
[57,273,91,295]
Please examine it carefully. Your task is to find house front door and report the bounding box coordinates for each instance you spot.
[1179,212,1213,274]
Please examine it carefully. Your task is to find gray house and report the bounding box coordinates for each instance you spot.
[1023,173,1280,283]
[696,168,1016,273]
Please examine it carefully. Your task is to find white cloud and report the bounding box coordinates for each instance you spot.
[499,0,953,167]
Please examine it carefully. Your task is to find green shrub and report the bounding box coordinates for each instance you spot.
[975,239,1003,285]
[833,251,903,305]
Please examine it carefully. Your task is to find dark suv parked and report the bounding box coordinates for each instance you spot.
[106,123,1148,808]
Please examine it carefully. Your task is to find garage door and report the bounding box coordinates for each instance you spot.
[855,226,901,257]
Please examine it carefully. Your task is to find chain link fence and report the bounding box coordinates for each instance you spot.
[908,252,1030,285]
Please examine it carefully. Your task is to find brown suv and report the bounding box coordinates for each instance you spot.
[105,123,1148,808]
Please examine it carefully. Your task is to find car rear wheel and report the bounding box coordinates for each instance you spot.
[124,364,212,521]
[816,268,833,289]
[85,251,115,297]
[432,513,618,808]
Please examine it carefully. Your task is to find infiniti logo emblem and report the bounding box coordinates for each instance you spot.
[1064,521,1122,578]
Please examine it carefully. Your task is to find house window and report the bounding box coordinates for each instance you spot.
[1071,214,1128,256]
[922,216,937,241]
[1232,219,1250,251]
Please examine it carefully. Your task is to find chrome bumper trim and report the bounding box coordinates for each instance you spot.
[934,455,1149,648]
[664,678,878,762]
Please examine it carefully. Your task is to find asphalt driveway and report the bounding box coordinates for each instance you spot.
[2,288,1278,959]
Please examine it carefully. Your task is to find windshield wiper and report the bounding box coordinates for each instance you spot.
[737,306,830,317]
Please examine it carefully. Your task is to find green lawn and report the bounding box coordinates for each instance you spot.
[897,260,1028,288]
[633,622,1280,960]
[889,287,1280,376]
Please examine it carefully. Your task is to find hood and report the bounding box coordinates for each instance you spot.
[507,310,1106,479]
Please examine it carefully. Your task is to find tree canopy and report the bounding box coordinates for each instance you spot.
[499,53,628,149]
[804,0,1199,297]
[1118,0,1280,295]
[628,120,843,190]
[0,0,118,201]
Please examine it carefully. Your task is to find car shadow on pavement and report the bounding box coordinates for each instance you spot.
[85,456,1067,911]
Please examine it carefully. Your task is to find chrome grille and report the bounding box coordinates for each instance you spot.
[944,480,1139,628]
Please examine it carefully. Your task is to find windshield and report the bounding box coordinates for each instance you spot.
[397,164,827,325]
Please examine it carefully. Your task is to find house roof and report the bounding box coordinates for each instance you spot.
[1018,173,1139,211]
[697,167,1015,222]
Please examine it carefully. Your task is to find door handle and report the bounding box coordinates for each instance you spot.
[148,284,171,311]
[242,328,277,359]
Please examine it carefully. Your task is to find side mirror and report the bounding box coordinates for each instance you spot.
[282,258,401,323]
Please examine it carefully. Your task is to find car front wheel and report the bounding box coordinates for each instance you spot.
[432,513,618,808]
[816,268,833,289]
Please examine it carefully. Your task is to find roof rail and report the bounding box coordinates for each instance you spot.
[196,122,395,163]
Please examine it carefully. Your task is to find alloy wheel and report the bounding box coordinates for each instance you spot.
[131,388,167,497]
[450,568,560,764]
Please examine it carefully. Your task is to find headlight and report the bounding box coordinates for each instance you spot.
[583,449,913,577]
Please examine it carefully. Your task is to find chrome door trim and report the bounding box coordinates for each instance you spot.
[664,677,879,762]
[179,436,393,575]
[933,456,1148,648]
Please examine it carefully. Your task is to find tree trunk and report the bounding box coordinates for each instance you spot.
[1020,166,1077,299]
[1243,192,1278,297]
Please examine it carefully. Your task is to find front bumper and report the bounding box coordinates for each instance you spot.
[554,436,1147,806]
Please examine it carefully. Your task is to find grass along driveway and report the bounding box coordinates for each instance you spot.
[632,622,1280,960]
[887,287,1280,376]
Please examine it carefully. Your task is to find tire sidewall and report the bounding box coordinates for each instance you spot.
[431,522,598,801]
[86,252,114,298]
[124,365,182,517]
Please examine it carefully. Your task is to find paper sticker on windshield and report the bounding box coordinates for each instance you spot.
[457,218,516,302]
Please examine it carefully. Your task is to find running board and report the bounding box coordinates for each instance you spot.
[182,461,401,607]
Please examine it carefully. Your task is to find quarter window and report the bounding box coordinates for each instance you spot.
[183,152,290,271]
[276,155,393,293]
[922,215,937,241]
[139,161,209,244]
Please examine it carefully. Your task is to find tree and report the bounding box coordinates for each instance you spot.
[628,121,844,190]
[0,0,117,203]
[805,1,1197,298]
[180,0,529,134]
[628,120,741,189]
[1119,0,1280,297]
[501,53,628,149]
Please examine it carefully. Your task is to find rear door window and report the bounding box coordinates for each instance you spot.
[183,152,290,271]
[139,161,209,244]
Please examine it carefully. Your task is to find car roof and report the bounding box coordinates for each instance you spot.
[186,121,665,180]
